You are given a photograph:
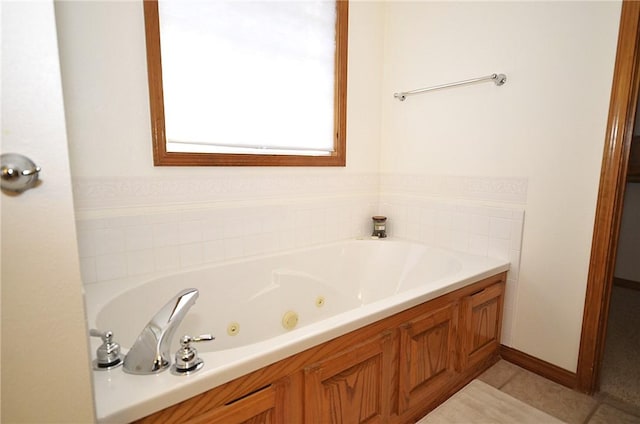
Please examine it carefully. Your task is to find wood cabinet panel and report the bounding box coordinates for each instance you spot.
[398,303,459,414]
[460,282,504,370]
[184,379,287,424]
[304,332,393,423]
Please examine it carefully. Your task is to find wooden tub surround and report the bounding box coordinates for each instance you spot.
[135,272,506,424]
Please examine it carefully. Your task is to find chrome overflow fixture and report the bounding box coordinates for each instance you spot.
[89,329,124,371]
[372,215,387,238]
[171,334,214,376]
[1,153,41,193]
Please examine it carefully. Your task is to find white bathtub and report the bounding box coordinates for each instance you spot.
[85,238,509,423]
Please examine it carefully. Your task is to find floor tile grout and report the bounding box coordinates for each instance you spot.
[581,400,601,424]
[481,360,640,424]
[496,368,520,390]
[425,360,640,423]
[596,391,640,419]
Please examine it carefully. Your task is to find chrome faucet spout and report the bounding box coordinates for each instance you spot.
[123,288,199,374]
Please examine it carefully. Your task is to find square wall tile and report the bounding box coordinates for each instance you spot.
[203,239,225,263]
[179,220,203,244]
[511,219,524,251]
[79,257,97,284]
[244,233,277,256]
[488,237,510,260]
[127,249,155,276]
[222,217,245,239]
[470,214,490,236]
[154,246,180,272]
[224,237,244,259]
[75,219,105,231]
[125,225,154,252]
[490,217,512,240]
[508,250,522,280]
[295,226,313,248]
[179,243,204,268]
[94,228,125,255]
[451,230,469,252]
[278,230,296,251]
[451,212,471,232]
[95,253,127,281]
[76,229,97,258]
[468,234,489,256]
[153,222,180,248]
[201,218,225,242]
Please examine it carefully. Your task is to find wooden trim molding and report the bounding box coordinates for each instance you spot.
[500,345,577,390]
[613,277,640,291]
[143,0,348,167]
[577,1,640,394]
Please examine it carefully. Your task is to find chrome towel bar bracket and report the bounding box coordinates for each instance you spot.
[394,73,507,101]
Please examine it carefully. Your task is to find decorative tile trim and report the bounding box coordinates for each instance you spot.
[72,173,526,210]
[72,173,380,210]
[380,174,528,204]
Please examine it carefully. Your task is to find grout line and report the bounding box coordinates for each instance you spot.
[485,362,640,424]
[497,368,522,390]
[597,392,640,419]
[581,400,601,424]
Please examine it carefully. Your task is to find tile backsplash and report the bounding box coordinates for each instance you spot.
[73,172,526,346]
[74,172,525,282]
[76,197,378,284]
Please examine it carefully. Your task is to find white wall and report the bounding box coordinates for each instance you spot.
[380,1,621,371]
[55,0,623,374]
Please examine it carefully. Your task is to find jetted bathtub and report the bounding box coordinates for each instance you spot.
[85,238,509,423]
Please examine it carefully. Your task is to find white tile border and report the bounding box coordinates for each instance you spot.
[72,173,380,210]
[380,174,528,204]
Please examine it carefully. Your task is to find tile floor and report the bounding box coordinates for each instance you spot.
[419,360,640,423]
[418,379,564,423]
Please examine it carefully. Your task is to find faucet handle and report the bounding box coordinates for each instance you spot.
[184,334,214,344]
[89,329,124,370]
[171,334,214,375]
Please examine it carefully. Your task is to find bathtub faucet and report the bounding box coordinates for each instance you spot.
[123,288,199,374]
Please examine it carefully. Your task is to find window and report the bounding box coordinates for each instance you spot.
[144,0,348,166]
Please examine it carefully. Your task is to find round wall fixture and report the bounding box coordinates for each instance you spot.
[282,311,299,330]
[227,322,240,336]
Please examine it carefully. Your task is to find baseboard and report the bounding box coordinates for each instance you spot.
[614,277,640,291]
[499,345,578,390]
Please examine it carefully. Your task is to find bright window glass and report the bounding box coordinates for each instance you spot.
[158,1,337,156]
